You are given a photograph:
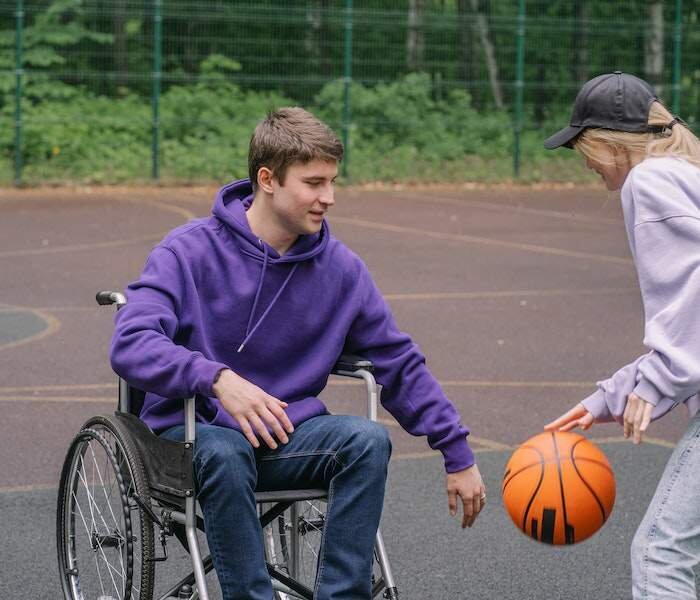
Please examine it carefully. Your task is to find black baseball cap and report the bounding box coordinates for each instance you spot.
[544,72,660,150]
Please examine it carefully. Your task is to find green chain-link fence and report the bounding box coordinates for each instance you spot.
[2,0,698,185]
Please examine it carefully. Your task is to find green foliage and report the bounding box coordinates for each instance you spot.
[0,0,112,105]
[0,69,589,185]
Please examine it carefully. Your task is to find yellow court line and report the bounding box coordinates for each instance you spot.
[0,383,115,393]
[0,306,61,352]
[0,232,169,259]
[144,199,197,221]
[592,435,675,449]
[330,216,633,266]
[384,287,637,301]
[0,379,593,397]
[0,483,58,494]
[0,395,114,403]
[439,380,592,389]
[0,438,675,495]
[8,286,639,316]
[0,197,195,260]
[398,192,622,226]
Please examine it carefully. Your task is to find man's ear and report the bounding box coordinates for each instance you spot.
[257,167,275,194]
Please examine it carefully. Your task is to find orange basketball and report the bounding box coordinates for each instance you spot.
[502,431,615,545]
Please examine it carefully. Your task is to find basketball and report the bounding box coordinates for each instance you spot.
[502,431,616,545]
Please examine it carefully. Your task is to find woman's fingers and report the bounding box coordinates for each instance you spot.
[623,394,636,438]
[624,393,653,444]
[544,403,589,432]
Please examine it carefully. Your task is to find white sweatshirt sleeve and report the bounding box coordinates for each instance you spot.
[581,158,700,423]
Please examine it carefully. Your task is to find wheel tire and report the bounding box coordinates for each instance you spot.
[57,415,155,600]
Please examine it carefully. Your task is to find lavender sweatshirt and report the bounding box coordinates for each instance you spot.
[110,179,474,472]
[582,157,700,422]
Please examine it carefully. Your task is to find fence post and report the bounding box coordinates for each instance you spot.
[513,0,525,179]
[342,0,353,179]
[672,0,683,115]
[14,0,24,186]
[152,0,162,180]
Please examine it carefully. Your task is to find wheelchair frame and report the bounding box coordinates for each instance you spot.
[56,290,399,600]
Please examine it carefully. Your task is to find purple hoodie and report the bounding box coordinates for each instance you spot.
[111,179,474,472]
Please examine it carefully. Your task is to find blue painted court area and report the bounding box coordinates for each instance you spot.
[0,309,49,345]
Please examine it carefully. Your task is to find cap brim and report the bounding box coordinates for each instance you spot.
[543,125,583,150]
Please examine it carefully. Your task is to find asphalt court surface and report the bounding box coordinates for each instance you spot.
[0,184,697,598]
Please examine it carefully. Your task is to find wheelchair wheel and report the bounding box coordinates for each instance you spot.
[264,500,386,600]
[57,415,155,600]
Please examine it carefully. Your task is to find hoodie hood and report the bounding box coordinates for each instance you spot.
[212,178,329,263]
[211,178,330,353]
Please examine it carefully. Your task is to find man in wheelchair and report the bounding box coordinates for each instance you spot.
[109,107,486,600]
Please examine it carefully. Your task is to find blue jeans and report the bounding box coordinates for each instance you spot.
[162,415,392,600]
[631,410,700,599]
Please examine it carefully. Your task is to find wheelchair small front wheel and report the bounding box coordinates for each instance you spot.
[57,415,155,600]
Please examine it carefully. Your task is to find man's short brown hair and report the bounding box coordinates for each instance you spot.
[248,107,344,189]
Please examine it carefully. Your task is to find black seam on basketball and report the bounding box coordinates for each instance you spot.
[520,449,545,534]
[551,432,573,544]
[502,462,544,493]
[570,439,609,522]
[502,444,545,492]
[569,456,614,476]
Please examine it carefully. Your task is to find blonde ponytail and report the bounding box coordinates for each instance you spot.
[646,103,700,167]
[574,101,700,169]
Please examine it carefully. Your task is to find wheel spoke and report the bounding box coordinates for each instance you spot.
[59,421,155,600]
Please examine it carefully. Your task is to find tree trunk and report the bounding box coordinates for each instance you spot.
[574,0,588,85]
[457,0,481,105]
[469,0,503,109]
[407,0,425,72]
[114,0,128,90]
[644,1,664,94]
[305,1,322,70]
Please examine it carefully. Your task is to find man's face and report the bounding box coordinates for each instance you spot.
[269,159,338,236]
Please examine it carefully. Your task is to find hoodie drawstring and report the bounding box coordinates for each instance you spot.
[237,244,299,353]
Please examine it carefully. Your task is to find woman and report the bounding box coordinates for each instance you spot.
[543,72,700,600]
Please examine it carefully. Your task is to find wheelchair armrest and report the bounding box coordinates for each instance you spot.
[331,354,374,375]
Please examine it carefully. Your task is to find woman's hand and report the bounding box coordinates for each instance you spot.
[544,403,594,433]
[623,392,653,444]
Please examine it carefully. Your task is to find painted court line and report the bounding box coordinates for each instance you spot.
[384,287,636,302]
[331,216,633,266]
[0,198,194,260]
[0,379,594,403]
[400,192,622,226]
[0,437,673,496]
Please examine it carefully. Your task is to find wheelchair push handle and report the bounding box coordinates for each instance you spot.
[96,290,127,308]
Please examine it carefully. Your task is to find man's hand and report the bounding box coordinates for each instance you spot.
[213,369,294,449]
[623,392,653,444]
[446,464,486,529]
[544,403,594,433]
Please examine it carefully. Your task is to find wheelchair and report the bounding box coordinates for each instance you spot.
[56,291,400,600]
